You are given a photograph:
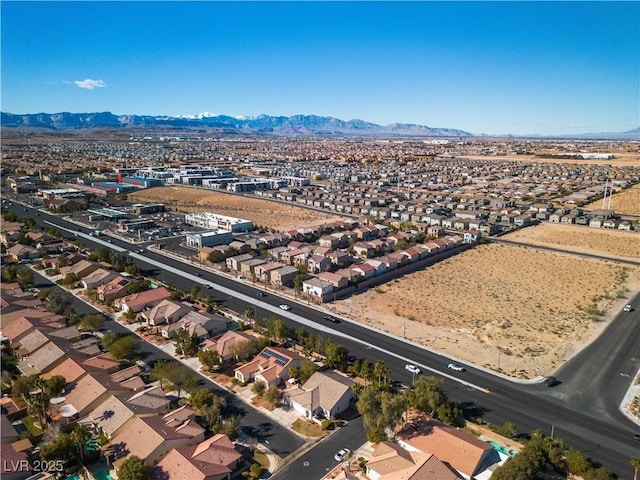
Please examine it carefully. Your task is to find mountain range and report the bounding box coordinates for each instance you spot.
[1,111,638,139]
[0,111,472,137]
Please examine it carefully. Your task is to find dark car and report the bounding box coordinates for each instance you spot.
[256,291,266,297]
[543,376,558,387]
[324,315,339,323]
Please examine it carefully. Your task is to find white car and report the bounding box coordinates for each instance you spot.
[334,448,351,462]
[279,304,291,311]
[405,364,421,375]
[623,304,632,312]
[448,363,465,372]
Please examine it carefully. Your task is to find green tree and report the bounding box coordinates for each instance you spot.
[373,360,391,389]
[408,376,446,415]
[61,272,79,286]
[151,360,197,397]
[71,424,92,465]
[252,381,266,398]
[198,349,220,371]
[325,341,349,371]
[2,264,17,282]
[107,335,142,361]
[16,266,34,289]
[45,288,74,314]
[127,279,150,294]
[79,313,104,333]
[56,255,69,268]
[266,317,286,343]
[495,421,518,439]
[357,386,405,442]
[359,361,374,385]
[44,375,67,397]
[173,330,199,357]
[219,415,242,441]
[630,457,640,480]
[118,455,151,480]
[244,306,255,320]
[124,263,141,277]
[12,375,37,398]
[265,385,280,407]
[191,283,202,300]
[299,359,317,384]
[40,433,76,463]
[188,389,216,411]
[3,210,17,222]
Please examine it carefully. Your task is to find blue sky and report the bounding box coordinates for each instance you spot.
[2,1,638,135]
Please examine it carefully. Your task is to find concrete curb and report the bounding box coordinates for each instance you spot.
[619,369,640,427]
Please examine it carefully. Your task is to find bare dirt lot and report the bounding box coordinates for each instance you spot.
[328,240,639,379]
[584,182,640,215]
[458,151,639,167]
[504,222,640,261]
[127,186,343,232]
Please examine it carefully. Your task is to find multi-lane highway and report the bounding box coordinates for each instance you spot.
[6,201,640,478]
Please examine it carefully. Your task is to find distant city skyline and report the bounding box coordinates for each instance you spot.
[1,1,638,136]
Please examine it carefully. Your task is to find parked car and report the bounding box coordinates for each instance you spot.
[405,364,421,375]
[334,448,351,462]
[447,363,465,372]
[279,304,291,311]
[623,304,633,312]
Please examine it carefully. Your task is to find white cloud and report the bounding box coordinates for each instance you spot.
[74,79,106,90]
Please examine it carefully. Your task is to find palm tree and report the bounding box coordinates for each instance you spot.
[71,424,92,465]
[631,457,640,480]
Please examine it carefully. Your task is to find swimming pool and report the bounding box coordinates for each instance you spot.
[487,440,518,457]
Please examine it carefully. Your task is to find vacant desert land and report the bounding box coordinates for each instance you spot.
[128,186,342,232]
[459,151,639,167]
[584,182,640,215]
[329,242,639,378]
[505,222,640,261]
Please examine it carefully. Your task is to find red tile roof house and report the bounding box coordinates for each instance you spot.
[56,372,132,421]
[152,433,242,480]
[395,415,497,480]
[106,409,205,471]
[234,346,304,387]
[59,259,100,279]
[283,371,355,421]
[200,330,254,362]
[97,276,132,303]
[116,287,172,313]
[161,311,231,340]
[81,268,120,290]
[140,299,193,327]
[366,441,462,480]
[317,272,349,290]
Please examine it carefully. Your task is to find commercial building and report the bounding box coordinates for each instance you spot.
[184,212,253,233]
[185,230,233,249]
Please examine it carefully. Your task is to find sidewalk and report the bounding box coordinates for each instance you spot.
[619,369,640,426]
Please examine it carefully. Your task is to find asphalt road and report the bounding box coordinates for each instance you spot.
[8,202,640,478]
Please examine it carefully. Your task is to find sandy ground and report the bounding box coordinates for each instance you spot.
[128,186,343,232]
[328,241,639,379]
[504,222,640,261]
[584,182,640,215]
[458,151,639,167]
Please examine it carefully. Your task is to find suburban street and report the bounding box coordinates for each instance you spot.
[8,202,640,478]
